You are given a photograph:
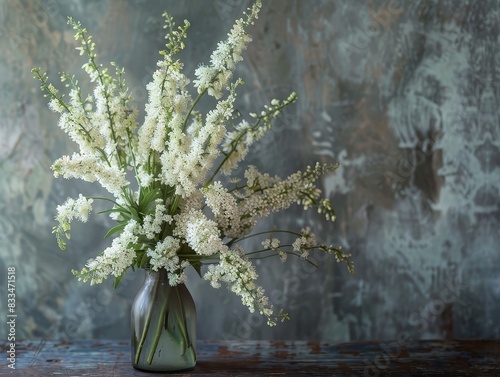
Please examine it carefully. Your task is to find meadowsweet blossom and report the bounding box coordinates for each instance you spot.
[184,213,224,256]
[202,181,241,237]
[262,238,280,250]
[292,227,317,259]
[74,220,139,285]
[34,0,353,327]
[56,194,94,224]
[146,236,187,283]
[233,163,337,234]
[193,2,260,98]
[52,153,128,197]
[203,245,277,324]
[141,200,173,239]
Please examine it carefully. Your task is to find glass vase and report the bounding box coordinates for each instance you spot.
[131,269,196,372]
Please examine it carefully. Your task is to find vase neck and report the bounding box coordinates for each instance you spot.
[142,269,167,287]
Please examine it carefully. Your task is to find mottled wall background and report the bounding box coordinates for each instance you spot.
[0,0,499,344]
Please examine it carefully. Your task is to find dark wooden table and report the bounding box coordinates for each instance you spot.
[1,339,499,376]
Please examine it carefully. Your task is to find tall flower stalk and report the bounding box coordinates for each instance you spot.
[33,0,354,328]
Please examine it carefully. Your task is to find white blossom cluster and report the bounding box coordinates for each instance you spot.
[54,194,94,249]
[33,0,353,327]
[193,3,260,99]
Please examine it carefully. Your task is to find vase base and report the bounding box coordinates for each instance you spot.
[132,364,196,373]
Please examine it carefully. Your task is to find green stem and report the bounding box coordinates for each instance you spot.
[146,283,171,365]
[231,229,302,244]
[79,29,123,168]
[134,272,159,365]
[134,309,152,365]
[175,286,193,354]
[169,195,180,216]
[182,88,207,132]
[204,118,264,188]
[242,246,319,266]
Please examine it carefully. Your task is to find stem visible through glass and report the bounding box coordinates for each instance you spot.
[134,270,193,366]
[146,287,171,365]
[175,285,193,354]
[134,271,159,365]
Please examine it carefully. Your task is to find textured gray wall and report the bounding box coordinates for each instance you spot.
[1,0,499,343]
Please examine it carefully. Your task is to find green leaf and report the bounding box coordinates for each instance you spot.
[104,223,127,238]
[96,208,127,216]
[113,271,125,289]
[139,252,149,269]
[191,260,203,278]
[137,187,162,216]
[141,187,161,205]
[129,206,140,221]
[90,196,124,209]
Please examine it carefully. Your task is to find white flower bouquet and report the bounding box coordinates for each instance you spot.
[32,0,353,327]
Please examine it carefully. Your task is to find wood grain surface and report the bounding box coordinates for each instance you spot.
[1,338,500,376]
